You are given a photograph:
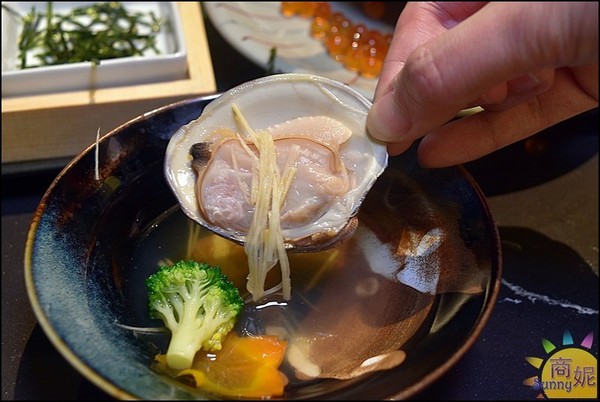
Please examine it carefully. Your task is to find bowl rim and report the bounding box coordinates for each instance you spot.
[23,93,219,400]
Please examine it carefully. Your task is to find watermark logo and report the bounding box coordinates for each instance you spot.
[524,330,597,399]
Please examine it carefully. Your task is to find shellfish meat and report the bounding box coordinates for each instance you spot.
[164,73,388,300]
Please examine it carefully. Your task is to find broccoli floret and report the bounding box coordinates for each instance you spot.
[146,260,244,370]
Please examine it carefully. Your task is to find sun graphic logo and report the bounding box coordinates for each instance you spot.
[524,330,597,399]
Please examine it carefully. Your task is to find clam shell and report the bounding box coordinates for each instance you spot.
[164,73,388,251]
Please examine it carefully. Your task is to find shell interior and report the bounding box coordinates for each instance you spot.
[164,73,389,250]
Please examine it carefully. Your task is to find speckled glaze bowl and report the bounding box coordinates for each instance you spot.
[25,91,502,400]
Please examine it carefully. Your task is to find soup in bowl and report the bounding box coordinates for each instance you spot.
[25,90,501,400]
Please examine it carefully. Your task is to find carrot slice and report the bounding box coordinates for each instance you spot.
[156,333,288,398]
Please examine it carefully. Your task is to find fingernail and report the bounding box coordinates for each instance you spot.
[387,141,413,156]
[367,91,410,142]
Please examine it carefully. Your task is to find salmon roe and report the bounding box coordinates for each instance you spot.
[281,2,392,79]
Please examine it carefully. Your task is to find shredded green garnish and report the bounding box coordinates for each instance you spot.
[3,2,164,69]
[266,46,278,75]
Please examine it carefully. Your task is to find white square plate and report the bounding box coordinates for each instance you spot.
[1,1,187,97]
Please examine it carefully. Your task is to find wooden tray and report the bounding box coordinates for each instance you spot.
[1,2,216,166]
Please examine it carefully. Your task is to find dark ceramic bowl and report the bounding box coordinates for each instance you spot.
[25,93,502,400]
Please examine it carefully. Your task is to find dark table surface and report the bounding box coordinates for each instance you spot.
[2,3,598,400]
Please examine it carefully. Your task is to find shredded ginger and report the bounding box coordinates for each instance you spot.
[231,104,298,301]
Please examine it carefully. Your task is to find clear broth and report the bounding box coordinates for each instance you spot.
[123,204,439,396]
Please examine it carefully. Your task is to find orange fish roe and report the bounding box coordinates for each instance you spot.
[281,1,394,79]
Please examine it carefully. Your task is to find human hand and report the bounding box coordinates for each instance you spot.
[366,2,598,167]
